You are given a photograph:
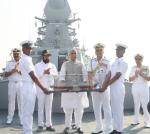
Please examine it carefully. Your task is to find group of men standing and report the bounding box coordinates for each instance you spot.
[5,42,56,134]
[87,43,128,134]
[3,40,150,134]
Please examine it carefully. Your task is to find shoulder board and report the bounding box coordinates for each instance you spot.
[7,60,14,63]
[90,58,96,62]
[102,58,110,64]
[65,61,70,64]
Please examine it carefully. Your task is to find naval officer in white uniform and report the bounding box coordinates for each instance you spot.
[5,48,22,125]
[109,43,128,134]
[35,49,58,132]
[19,41,49,134]
[59,48,89,134]
[129,54,150,128]
[87,43,112,134]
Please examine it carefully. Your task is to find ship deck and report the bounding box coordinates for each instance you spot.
[0,110,150,134]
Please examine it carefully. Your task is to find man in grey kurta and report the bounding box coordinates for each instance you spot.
[59,48,89,134]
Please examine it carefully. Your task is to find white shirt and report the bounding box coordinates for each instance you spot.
[19,54,35,82]
[110,57,128,86]
[35,61,58,89]
[5,59,21,82]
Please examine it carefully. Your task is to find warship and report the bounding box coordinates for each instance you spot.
[0,0,135,112]
[31,0,89,70]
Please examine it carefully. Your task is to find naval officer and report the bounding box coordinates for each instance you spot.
[109,43,128,134]
[59,48,89,134]
[129,54,150,127]
[19,41,49,134]
[35,49,58,132]
[87,43,112,134]
[5,48,22,125]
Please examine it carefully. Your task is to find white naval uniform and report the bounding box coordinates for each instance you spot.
[87,58,112,131]
[129,66,150,125]
[59,61,89,128]
[19,54,36,134]
[5,60,22,123]
[35,61,58,127]
[110,57,128,132]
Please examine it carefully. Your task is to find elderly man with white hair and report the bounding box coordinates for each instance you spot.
[109,43,128,134]
[129,54,150,128]
[59,48,89,134]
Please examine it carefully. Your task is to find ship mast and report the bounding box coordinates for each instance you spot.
[32,0,81,70]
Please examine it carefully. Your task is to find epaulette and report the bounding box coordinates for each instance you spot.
[102,58,110,64]
[65,61,70,64]
[76,60,81,64]
[7,60,14,63]
[91,58,97,62]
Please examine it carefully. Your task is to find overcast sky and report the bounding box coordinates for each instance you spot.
[0,0,150,75]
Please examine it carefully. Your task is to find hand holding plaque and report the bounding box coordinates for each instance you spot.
[139,66,149,77]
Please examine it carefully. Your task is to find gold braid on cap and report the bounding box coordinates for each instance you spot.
[12,48,21,53]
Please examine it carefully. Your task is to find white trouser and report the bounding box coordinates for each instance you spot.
[21,83,36,134]
[92,89,112,131]
[63,108,84,128]
[7,81,22,123]
[37,88,53,127]
[110,84,125,132]
[132,83,150,124]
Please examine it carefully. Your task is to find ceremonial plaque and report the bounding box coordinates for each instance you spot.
[140,66,149,76]
[50,81,101,93]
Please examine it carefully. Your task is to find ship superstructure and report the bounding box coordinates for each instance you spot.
[32,0,83,70]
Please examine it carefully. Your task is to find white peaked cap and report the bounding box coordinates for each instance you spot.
[94,43,105,48]
[20,40,33,48]
[115,43,128,49]
[134,53,144,59]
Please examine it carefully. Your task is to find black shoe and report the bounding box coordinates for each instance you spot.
[77,128,83,134]
[72,124,77,129]
[63,127,70,134]
[116,131,122,134]
[131,123,140,126]
[37,126,43,132]
[109,130,117,134]
[91,130,103,134]
[46,126,55,131]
